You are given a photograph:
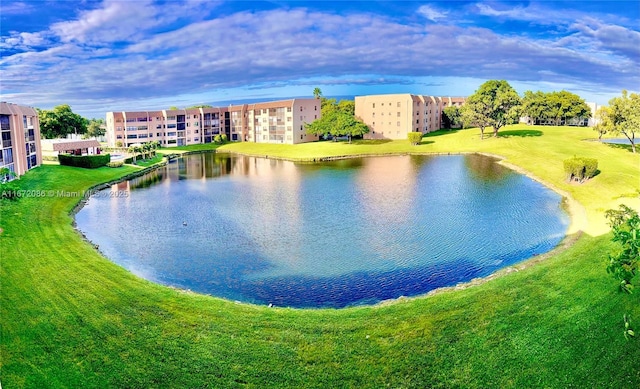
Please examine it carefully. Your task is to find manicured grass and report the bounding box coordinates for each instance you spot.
[159,143,221,152]
[131,154,164,167]
[2,125,639,388]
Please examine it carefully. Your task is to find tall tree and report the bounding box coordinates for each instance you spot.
[521,90,591,125]
[336,99,355,115]
[521,90,549,124]
[603,90,640,153]
[313,87,323,99]
[442,106,462,129]
[305,99,369,143]
[593,106,610,141]
[37,105,88,139]
[463,80,521,138]
[546,90,591,125]
[461,99,492,139]
[85,118,105,138]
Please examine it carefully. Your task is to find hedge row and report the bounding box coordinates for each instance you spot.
[58,154,111,169]
[563,157,598,182]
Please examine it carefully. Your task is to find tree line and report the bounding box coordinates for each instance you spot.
[444,80,638,152]
[37,104,105,139]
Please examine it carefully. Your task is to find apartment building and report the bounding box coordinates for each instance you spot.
[245,99,320,144]
[0,102,42,179]
[106,98,320,148]
[355,94,466,140]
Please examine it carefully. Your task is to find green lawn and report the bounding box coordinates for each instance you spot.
[1,125,639,388]
[131,154,165,167]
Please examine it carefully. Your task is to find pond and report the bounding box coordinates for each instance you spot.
[76,153,570,308]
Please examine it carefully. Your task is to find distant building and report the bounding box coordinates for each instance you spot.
[355,94,466,140]
[106,98,321,148]
[0,102,42,179]
[585,102,600,127]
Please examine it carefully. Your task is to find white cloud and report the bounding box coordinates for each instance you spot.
[418,5,448,22]
[1,2,638,118]
[0,1,37,15]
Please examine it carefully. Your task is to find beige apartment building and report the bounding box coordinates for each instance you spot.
[355,94,466,140]
[0,102,42,179]
[106,98,320,148]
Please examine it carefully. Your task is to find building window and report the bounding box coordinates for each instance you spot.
[397,121,400,126]
[397,112,400,117]
[372,103,375,108]
[397,102,401,107]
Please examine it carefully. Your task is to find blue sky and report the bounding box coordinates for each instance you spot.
[1,1,639,118]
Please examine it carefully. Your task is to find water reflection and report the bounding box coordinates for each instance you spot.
[76,153,570,308]
[464,154,511,182]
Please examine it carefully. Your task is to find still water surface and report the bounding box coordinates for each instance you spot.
[76,153,569,308]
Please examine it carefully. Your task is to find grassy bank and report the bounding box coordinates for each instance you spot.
[2,125,639,387]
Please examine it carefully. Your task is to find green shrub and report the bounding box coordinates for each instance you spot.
[107,160,124,168]
[221,134,228,142]
[407,132,423,145]
[1,181,20,200]
[564,157,598,182]
[583,158,598,179]
[58,154,111,169]
[214,135,222,144]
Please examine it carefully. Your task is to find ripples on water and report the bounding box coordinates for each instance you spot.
[75,153,570,308]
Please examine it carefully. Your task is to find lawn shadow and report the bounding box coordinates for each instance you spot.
[604,143,635,153]
[499,129,543,137]
[417,140,435,146]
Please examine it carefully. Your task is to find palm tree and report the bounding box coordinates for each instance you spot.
[127,145,136,164]
[313,87,322,99]
[142,142,151,160]
[148,141,157,157]
[127,145,142,164]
